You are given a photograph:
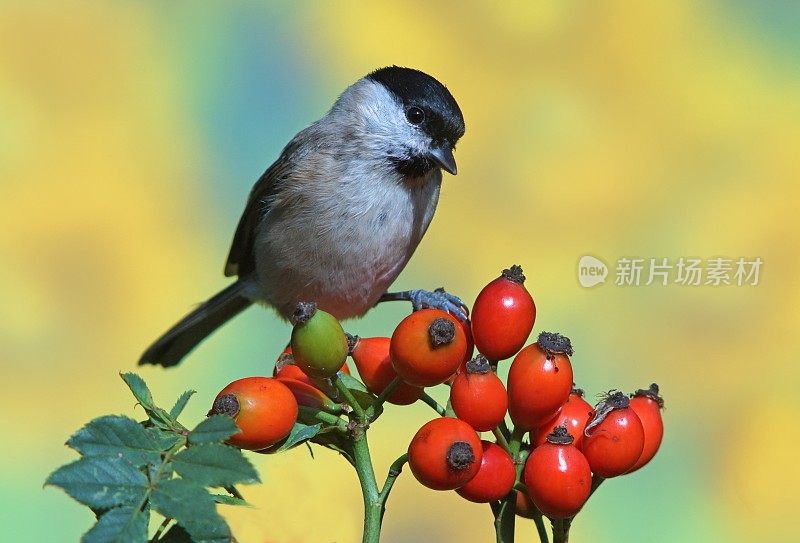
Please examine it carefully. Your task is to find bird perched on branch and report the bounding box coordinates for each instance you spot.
[140,66,466,367]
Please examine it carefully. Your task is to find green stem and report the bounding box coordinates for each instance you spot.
[333,374,367,422]
[552,518,570,543]
[352,429,382,543]
[493,427,526,542]
[533,513,550,543]
[589,475,605,498]
[377,453,408,510]
[374,377,403,407]
[419,391,447,416]
[365,376,404,421]
[298,406,348,431]
[492,427,512,455]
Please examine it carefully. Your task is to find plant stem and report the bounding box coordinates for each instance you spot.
[377,453,408,510]
[552,518,570,543]
[493,426,526,542]
[589,475,605,498]
[351,429,382,543]
[533,513,550,543]
[297,406,348,431]
[419,391,447,416]
[333,374,367,421]
[492,426,512,455]
[374,377,403,407]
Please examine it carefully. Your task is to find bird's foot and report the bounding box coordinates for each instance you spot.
[380,288,468,321]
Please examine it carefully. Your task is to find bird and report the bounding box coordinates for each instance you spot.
[140,66,466,367]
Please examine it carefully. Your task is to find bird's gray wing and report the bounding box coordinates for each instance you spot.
[224,140,301,277]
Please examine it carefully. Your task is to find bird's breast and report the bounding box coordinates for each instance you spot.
[253,170,441,320]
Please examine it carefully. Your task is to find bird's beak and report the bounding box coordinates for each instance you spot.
[428,146,457,175]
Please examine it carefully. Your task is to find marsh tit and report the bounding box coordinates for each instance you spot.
[140,66,466,367]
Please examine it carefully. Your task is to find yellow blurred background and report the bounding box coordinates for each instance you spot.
[2,1,798,541]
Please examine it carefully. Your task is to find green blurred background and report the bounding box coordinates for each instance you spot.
[2,1,798,541]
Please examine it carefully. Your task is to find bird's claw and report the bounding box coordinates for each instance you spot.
[409,288,468,322]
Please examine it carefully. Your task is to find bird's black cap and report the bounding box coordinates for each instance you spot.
[368,66,465,147]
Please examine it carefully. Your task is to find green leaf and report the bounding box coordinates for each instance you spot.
[157,523,192,543]
[46,456,148,509]
[119,373,155,410]
[211,493,251,507]
[311,433,355,466]
[188,415,239,445]
[150,479,231,543]
[271,422,321,453]
[170,389,196,419]
[67,415,162,466]
[81,505,148,543]
[147,427,182,451]
[172,443,259,486]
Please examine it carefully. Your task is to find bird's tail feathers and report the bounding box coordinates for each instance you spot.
[138,280,253,367]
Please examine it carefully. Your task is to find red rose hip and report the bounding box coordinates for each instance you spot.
[532,386,593,449]
[524,425,592,519]
[507,332,574,429]
[456,441,516,503]
[209,377,298,451]
[626,383,665,473]
[408,417,483,490]
[349,335,422,405]
[450,355,508,431]
[391,309,468,387]
[581,391,645,478]
[471,265,536,361]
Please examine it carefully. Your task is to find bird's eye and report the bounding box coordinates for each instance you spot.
[405,106,425,125]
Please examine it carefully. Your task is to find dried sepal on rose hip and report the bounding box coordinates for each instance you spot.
[532,384,593,449]
[450,355,508,431]
[626,383,665,473]
[507,331,575,429]
[407,417,483,490]
[290,302,349,379]
[524,424,592,519]
[580,390,645,478]
[391,309,468,387]
[471,264,537,362]
[348,335,422,405]
[209,377,298,450]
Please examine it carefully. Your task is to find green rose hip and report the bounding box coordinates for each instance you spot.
[290,302,348,378]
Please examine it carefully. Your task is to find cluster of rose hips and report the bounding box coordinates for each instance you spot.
[209,265,665,525]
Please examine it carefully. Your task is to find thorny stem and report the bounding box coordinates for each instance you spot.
[419,391,447,416]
